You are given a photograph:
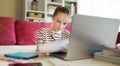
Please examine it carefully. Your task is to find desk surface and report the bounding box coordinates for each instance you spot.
[0,45,119,66]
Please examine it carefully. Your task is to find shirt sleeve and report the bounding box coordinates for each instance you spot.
[62,30,70,38]
[36,28,45,51]
[37,29,44,44]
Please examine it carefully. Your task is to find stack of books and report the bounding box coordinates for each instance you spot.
[94,46,120,65]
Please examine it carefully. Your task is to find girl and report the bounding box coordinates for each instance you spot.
[36,6,70,53]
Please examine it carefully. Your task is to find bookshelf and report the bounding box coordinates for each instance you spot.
[22,0,77,22]
[65,0,77,17]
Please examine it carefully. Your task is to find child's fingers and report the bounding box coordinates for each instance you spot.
[61,46,67,52]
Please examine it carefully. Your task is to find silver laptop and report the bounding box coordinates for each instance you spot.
[50,14,120,61]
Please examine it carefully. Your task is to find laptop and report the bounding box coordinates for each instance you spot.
[50,14,120,60]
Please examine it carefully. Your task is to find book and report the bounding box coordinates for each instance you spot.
[94,52,120,65]
[4,52,39,59]
[65,3,77,16]
[103,50,120,57]
[70,3,75,15]
[47,5,57,14]
[102,46,120,57]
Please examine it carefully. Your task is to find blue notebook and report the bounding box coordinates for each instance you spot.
[4,52,39,59]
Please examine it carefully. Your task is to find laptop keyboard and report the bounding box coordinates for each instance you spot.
[50,52,66,59]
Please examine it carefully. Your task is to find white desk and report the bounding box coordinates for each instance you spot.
[0,46,119,66]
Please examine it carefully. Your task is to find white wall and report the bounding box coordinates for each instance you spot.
[77,0,120,31]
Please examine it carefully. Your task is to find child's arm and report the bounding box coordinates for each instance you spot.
[36,29,45,52]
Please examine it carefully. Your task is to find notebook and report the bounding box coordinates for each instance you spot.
[4,52,39,59]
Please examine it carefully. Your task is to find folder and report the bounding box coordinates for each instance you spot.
[5,52,39,59]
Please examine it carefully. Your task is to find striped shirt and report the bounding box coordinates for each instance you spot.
[37,28,70,44]
[36,28,70,52]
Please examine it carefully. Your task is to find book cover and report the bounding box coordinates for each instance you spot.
[4,52,39,59]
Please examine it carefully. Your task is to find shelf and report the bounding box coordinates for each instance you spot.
[47,12,53,16]
[27,10,45,13]
[23,0,76,22]
[47,2,63,6]
[65,0,77,3]
[26,17,44,20]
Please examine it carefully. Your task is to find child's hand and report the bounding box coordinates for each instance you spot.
[61,45,68,53]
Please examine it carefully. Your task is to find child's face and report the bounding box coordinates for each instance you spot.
[52,13,69,31]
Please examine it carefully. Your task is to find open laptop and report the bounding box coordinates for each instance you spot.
[50,14,120,60]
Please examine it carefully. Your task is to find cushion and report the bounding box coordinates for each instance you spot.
[0,17,16,45]
[44,22,71,31]
[15,20,52,45]
[65,22,72,31]
[15,20,71,45]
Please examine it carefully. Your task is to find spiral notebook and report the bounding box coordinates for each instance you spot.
[4,52,39,59]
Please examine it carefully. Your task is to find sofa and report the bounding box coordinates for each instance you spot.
[0,16,71,45]
[0,16,120,46]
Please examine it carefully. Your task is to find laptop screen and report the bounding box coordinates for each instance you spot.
[71,14,120,48]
